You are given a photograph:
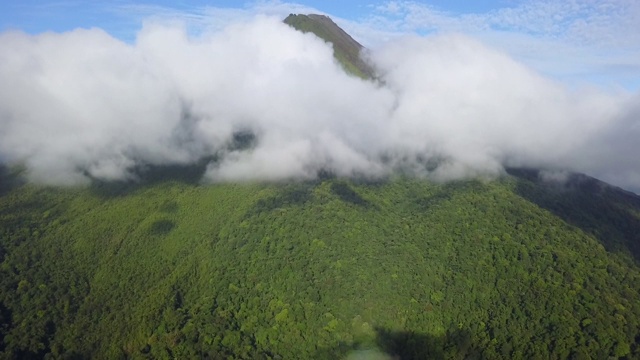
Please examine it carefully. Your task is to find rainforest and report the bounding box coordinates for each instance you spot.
[1,11,640,360]
[2,164,640,359]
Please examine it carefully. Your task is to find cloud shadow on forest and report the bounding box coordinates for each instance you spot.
[508,167,640,264]
[330,181,372,208]
[314,327,482,360]
[0,164,26,197]
[246,183,316,217]
[88,160,211,198]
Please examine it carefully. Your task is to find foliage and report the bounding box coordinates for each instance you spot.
[1,171,640,359]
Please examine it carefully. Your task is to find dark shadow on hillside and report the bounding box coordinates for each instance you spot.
[246,178,378,219]
[89,159,212,198]
[0,164,26,197]
[245,177,383,222]
[414,179,486,211]
[375,327,483,360]
[0,197,50,236]
[0,301,12,352]
[149,219,176,236]
[314,327,482,360]
[330,181,371,208]
[415,191,452,210]
[507,167,640,263]
[315,168,389,187]
[247,183,315,217]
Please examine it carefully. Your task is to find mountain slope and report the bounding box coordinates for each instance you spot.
[2,14,640,360]
[1,173,640,359]
[284,14,375,79]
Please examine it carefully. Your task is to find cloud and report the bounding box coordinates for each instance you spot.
[369,0,640,46]
[4,0,639,89]
[360,0,640,89]
[368,34,632,182]
[568,95,640,190]
[0,14,639,192]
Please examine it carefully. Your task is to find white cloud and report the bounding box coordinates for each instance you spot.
[0,5,639,192]
[359,0,640,89]
[5,1,639,89]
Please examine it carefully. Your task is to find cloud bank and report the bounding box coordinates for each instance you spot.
[0,15,638,191]
[363,0,640,87]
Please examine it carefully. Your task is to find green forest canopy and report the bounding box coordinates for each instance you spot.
[2,13,640,360]
[1,165,640,359]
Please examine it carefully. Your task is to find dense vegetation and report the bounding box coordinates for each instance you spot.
[1,164,640,359]
[2,14,640,360]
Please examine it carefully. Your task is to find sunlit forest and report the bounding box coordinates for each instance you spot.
[1,11,640,360]
[1,164,640,359]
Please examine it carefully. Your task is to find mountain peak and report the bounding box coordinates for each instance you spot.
[284,13,375,79]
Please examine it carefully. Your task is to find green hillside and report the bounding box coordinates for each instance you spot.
[2,13,640,360]
[284,14,375,79]
[1,168,640,359]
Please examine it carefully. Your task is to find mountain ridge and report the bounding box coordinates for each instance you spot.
[284,13,375,79]
[0,14,640,360]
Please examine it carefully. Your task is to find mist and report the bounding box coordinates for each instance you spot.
[0,16,638,191]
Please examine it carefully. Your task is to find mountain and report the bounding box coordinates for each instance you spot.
[284,14,375,79]
[2,15,640,360]
[2,171,640,359]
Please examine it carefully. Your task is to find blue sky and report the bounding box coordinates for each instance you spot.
[0,1,533,35]
[0,1,514,34]
[1,0,639,90]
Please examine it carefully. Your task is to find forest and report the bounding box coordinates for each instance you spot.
[1,163,640,359]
